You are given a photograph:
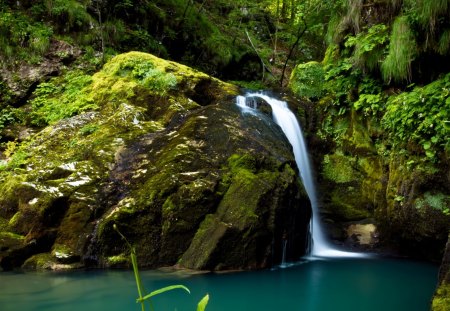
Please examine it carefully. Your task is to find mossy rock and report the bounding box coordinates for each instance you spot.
[178,153,309,270]
[22,252,83,271]
[322,152,361,184]
[96,101,310,270]
[329,188,371,221]
[0,52,243,270]
[0,52,311,271]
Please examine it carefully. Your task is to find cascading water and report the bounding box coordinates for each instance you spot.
[237,93,365,258]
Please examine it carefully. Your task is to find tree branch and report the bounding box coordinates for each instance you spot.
[245,30,273,82]
[279,15,307,86]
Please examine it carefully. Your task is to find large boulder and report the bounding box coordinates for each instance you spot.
[0,52,310,271]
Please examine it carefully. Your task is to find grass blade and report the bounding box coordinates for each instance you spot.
[197,294,209,311]
[139,285,190,302]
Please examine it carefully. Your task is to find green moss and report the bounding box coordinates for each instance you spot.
[30,72,96,126]
[0,217,7,231]
[0,175,26,213]
[432,284,450,311]
[218,153,285,227]
[330,188,371,220]
[347,119,374,153]
[22,253,54,270]
[179,214,228,270]
[228,153,257,173]
[105,253,129,266]
[322,152,361,183]
[99,52,177,96]
[0,231,25,242]
[358,157,383,180]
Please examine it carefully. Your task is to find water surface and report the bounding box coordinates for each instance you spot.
[0,257,438,311]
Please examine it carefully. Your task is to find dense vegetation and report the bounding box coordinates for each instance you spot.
[0,0,338,141]
[0,0,449,309]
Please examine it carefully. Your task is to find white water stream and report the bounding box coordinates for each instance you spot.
[237,93,365,258]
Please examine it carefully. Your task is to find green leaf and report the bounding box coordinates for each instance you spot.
[139,285,191,302]
[197,294,210,311]
[425,150,436,158]
[423,141,431,150]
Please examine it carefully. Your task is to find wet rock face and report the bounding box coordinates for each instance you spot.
[0,52,311,271]
[302,99,450,260]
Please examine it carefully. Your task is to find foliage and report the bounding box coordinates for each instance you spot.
[0,148,29,171]
[289,61,325,98]
[405,0,449,32]
[0,106,24,139]
[432,284,450,311]
[327,0,450,85]
[353,93,385,115]
[30,71,96,126]
[0,10,53,63]
[103,53,177,95]
[382,73,450,160]
[113,224,209,311]
[381,16,417,83]
[322,57,362,111]
[344,24,389,72]
[317,53,449,163]
[438,29,450,55]
[43,0,93,33]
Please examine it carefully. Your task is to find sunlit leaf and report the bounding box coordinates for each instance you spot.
[139,285,190,302]
[197,294,210,311]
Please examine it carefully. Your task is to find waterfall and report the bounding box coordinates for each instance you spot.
[237,93,365,258]
[281,239,288,268]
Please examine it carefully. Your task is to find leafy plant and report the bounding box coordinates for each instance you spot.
[344,24,389,72]
[382,72,450,161]
[290,61,325,98]
[353,93,385,115]
[113,224,209,311]
[0,11,53,62]
[30,71,96,126]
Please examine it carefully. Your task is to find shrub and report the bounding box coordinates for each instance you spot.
[289,61,325,99]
